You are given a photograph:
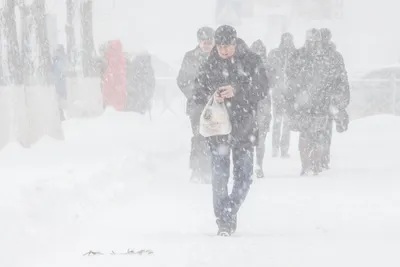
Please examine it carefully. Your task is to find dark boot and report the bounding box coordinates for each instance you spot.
[216,218,231,236]
[255,165,265,178]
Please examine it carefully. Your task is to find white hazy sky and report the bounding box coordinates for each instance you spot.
[46,0,400,69]
[47,0,216,65]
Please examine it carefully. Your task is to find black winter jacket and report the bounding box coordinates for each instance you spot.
[177,47,210,115]
[194,39,269,144]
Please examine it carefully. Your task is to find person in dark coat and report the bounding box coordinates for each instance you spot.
[194,25,269,236]
[177,26,215,183]
[268,33,296,158]
[126,52,156,114]
[250,40,272,178]
[320,28,350,169]
[286,29,338,175]
[52,45,68,121]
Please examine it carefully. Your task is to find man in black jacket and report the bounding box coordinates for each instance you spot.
[194,25,269,236]
[177,26,214,183]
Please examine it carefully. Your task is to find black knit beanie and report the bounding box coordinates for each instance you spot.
[214,25,237,45]
[197,27,215,41]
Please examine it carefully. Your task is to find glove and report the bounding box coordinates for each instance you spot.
[335,109,349,133]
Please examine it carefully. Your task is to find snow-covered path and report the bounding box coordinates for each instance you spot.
[1,108,399,267]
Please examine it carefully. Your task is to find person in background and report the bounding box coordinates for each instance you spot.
[320,28,350,169]
[194,25,269,236]
[177,26,215,183]
[268,33,296,158]
[286,29,340,175]
[126,52,156,114]
[250,40,272,178]
[52,44,68,121]
[102,40,126,111]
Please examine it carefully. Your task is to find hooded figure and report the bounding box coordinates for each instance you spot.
[250,40,272,178]
[268,33,296,158]
[194,25,269,236]
[126,52,156,114]
[177,26,214,184]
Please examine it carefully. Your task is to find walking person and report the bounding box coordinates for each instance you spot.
[320,28,350,169]
[286,29,337,175]
[194,25,269,235]
[126,52,156,114]
[177,26,215,183]
[250,40,272,178]
[268,33,296,158]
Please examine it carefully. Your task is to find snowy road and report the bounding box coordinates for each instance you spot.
[1,109,399,267]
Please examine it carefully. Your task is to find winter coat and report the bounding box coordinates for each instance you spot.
[268,39,296,111]
[126,53,156,114]
[324,44,350,131]
[285,46,341,132]
[250,40,272,132]
[194,38,269,145]
[250,40,274,80]
[177,46,210,116]
[327,48,350,111]
[102,40,126,111]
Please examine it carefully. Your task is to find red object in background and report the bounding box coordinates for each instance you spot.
[102,40,126,110]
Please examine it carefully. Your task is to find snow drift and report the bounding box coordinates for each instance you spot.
[0,112,399,267]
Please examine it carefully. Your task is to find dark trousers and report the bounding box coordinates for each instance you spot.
[256,129,268,167]
[189,113,211,177]
[208,136,253,226]
[256,99,271,167]
[272,110,291,156]
[299,130,325,172]
[322,118,333,166]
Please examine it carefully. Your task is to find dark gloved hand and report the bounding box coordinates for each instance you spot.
[335,109,349,133]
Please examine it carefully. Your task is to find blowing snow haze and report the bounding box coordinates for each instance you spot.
[43,0,400,70]
[0,0,400,266]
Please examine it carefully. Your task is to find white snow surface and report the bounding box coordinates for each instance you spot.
[1,107,399,267]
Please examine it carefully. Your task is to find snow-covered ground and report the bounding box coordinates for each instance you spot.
[1,102,399,267]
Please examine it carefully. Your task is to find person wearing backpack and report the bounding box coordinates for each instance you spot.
[194,25,269,236]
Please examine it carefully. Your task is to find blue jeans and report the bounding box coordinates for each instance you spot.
[208,136,253,226]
